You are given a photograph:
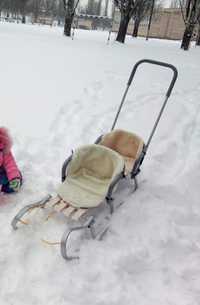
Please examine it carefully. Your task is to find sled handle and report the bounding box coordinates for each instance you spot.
[111,59,178,131]
[128,59,178,98]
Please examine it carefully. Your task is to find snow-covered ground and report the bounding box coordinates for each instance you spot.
[0,22,200,305]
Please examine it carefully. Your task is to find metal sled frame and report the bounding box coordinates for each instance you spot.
[11,59,178,261]
[11,171,132,260]
[96,59,178,180]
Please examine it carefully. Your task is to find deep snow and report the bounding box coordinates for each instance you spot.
[0,22,200,305]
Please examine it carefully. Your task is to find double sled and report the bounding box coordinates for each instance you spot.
[11,59,178,260]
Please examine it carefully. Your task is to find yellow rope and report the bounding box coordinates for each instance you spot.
[18,206,42,226]
[18,197,61,226]
[19,219,29,225]
[41,239,61,246]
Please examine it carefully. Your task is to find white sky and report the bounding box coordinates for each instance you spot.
[164,0,172,7]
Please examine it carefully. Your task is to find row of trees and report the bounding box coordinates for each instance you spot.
[1,0,200,50]
[0,0,28,22]
[114,0,159,42]
[0,0,159,39]
[0,0,111,23]
[132,0,154,38]
[0,0,65,23]
[82,0,110,15]
[62,0,160,40]
[114,0,200,47]
[114,0,200,48]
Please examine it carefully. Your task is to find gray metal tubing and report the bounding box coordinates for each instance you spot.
[131,149,146,178]
[129,60,178,153]
[111,86,129,131]
[107,171,125,198]
[94,135,103,144]
[11,194,52,230]
[111,59,178,153]
[127,59,178,97]
[133,176,138,191]
[112,60,178,131]
[61,216,95,260]
[145,96,168,151]
[61,155,72,182]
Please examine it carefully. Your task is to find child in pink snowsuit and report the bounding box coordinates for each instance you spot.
[0,127,22,193]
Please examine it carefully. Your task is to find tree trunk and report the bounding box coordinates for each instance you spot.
[97,0,102,16]
[181,22,195,50]
[22,15,26,23]
[196,24,200,45]
[64,0,74,36]
[181,0,198,50]
[132,18,140,37]
[116,14,130,43]
[64,14,73,36]
[104,0,109,16]
[33,9,39,23]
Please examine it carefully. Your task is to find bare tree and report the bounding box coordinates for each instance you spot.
[18,0,29,23]
[0,0,65,24]
[132,0,153,37]
[86,0,101,15]
[63,0,74,36]
[96,0,102,16]
[0,0,6,17]
[114,0,138,43]
[28,0,43,23]
[0,0,29,22]
[53,0,65,25]
[104,0,109,15]
[86,0,94,14]
[170,0,187,8]
[195,8,200,44]
[181,0,200,50]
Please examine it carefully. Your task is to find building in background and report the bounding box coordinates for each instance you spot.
[112,8,187,40]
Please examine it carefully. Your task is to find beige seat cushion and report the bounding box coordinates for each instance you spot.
[57,144,124,208]
[99,129,144,174]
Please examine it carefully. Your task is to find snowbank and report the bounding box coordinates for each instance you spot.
[0,22,200,305]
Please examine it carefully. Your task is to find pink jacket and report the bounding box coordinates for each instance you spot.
[0,127,20,181]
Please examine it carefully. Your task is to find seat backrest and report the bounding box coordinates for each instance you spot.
[67,144,124,181]
[99,129,144,160]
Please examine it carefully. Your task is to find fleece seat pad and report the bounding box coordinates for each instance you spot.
[57,144,124,208]
[99,129,144,173]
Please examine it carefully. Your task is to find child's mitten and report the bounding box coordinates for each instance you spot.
[9,178,21,192]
